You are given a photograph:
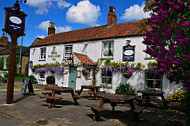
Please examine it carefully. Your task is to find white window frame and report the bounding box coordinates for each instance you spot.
[101,69,112,88]
[102,40,114,59]
[39,47,46,61]
[145,72,163,91]
[64,45,73,59]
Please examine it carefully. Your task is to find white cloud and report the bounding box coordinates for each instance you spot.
[38,20,50,32]
[57,0,71,8]
[122,3,151,20]
[57,26,72,33]
[27,0,71,15]
[66,0,100,26]
[37,35,46,39]
[38,20,72,33]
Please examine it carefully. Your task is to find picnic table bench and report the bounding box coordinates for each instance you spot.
[87,104,107,121]
[39,86,80,108]
[75,85,102,100]
[87,93,144,121]
[39,95,62,108]
[137,90,168,108]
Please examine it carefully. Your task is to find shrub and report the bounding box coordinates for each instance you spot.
[115,83,136,96]
[166,89,185,103]
[26,75,37,84]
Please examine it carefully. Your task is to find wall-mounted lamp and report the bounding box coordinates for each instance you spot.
[83,42,88,46]
[125,38,131,46]
[67,54,73,66]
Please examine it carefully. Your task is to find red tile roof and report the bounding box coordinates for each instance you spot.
[30,19,149,47]
[74,53,94,65]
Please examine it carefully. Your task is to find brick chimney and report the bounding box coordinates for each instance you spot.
[107,5,117,26]
[0,32,8,46]
[48,22,56,35]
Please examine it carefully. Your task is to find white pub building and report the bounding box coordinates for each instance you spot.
[29,6,182,97]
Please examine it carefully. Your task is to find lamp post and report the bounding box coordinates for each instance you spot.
[2,0,27,104]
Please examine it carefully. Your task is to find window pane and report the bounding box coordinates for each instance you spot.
[155,74,161,79]
[147,73,154,79]
[145,73,162,89]
[64,45,72,59]
[102,41,114,58]
[107,71,112,76]
[40,72,45,78]
[101,69,112,88]
[40,48,46,60]
[147,80,153,88]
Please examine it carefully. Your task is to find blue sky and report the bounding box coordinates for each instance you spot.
[0,0,150,47]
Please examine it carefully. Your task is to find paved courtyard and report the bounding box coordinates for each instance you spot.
[0,83,187,126]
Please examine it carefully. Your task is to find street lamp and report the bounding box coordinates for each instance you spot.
[2,0,27,104]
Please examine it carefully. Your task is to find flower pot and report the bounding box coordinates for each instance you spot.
[31,68,36,72]
[122,72,132,78]
[82,70,89,75]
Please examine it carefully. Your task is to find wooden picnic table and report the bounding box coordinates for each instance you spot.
[39,86,79,108]
[76,85,102,100]
[96,93,136,112]
[87,93,144,121]
[137,90,168,107]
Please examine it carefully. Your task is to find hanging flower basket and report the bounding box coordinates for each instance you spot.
[31,68,36,72]
[82,70,89,75]
[122,72,132,78]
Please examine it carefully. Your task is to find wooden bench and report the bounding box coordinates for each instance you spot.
[75,90,81,95]
[42,92,52,96]
[39,95,62,108]
[87,104,107,121]
[73,93,80,99]
[132,107,144,120]
[42,91,61,96]
[135,97,146,105]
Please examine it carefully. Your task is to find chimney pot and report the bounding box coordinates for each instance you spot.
[48,22,56,35]
[107,5,117,27]
[0,32,8,46]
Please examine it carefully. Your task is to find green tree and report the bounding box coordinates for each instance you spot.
[143,0,190,125]
[144,0,155,12]
[0,57,4,70]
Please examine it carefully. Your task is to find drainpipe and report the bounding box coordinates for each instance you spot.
[18,36,23,75]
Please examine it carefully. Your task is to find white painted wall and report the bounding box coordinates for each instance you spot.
[29,36,182,97]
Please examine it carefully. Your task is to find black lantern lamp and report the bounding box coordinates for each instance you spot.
[2,0,27,36]
[67,54,73,66]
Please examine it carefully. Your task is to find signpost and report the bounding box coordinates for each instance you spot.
[2,0,27,104]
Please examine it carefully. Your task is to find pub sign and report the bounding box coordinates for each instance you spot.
[3,7,27,36]
[123,45,135,61]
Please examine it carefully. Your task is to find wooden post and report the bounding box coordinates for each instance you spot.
[6,34,18,104]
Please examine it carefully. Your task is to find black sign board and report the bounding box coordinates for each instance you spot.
[7,12,23,33]
[21,78,34,94]
[123,45,135,61]
[3,7,27,36]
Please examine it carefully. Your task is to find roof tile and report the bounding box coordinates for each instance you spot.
[74,53,94,65]
[31,19,150,47]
